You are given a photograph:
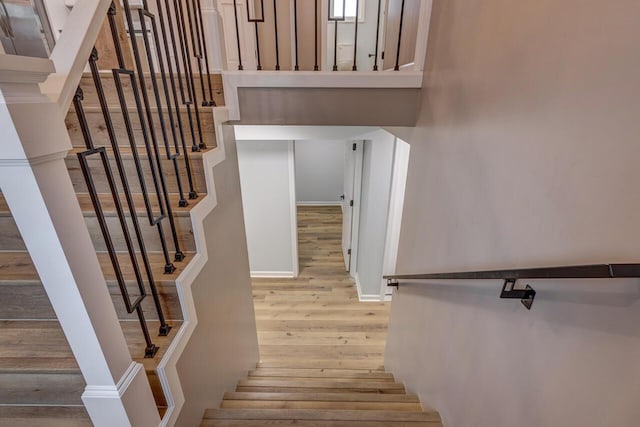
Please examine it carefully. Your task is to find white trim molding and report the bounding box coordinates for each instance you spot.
[251,271,298,278]
[288,140,300,278]
[355,273,385,302]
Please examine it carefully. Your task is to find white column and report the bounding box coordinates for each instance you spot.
[201,0,227,72]
[0,54,160,427]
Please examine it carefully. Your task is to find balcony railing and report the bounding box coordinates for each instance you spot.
[219,0,431,73]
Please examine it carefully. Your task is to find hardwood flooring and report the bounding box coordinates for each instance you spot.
[253,206,390,369]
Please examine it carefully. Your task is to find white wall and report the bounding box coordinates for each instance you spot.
[385,0,640,426]
[355,130,395,298]
[294,140,344,204]
[236,140,297,277]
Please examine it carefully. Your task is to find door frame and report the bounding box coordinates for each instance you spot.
[379,137,410,299]
[347,140,364,279]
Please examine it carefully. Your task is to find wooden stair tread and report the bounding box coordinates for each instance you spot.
[201,421,437,426]
[249,368,394,380]
[219,400,423,411]
[203,409,440,422]
[0,320,182,363]
[256,361,386,370]
[0,251,193,281]
[237,378,404,389]
[0,193,200,217]
[223,392,420,403]
[0,406,91,427]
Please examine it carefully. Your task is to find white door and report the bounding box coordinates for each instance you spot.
[342,141,363,271]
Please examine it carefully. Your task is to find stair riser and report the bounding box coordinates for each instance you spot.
[65,154,207,195]
[0,282,182,321]
[0,215,196,253]
[65,108,216,149]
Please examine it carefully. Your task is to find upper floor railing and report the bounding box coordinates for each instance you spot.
[218,0,432,73]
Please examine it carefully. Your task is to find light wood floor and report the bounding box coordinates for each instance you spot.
[252,206,390,369]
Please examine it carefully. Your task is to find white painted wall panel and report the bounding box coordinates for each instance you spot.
[294,140,345,204]
[236,140,297,276]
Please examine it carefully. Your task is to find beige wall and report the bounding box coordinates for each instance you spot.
[175,124,259,426]
[236,87,421,125]
[385,0,640,426]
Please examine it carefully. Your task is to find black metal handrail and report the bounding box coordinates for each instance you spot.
[385,263,640,310]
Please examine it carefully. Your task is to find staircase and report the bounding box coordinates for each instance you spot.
[0,72,221,425]
[200,206,442,426]
[201,363,442,426]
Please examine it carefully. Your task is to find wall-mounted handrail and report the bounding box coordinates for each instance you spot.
[384,263,640,281]
[385,263,640,310]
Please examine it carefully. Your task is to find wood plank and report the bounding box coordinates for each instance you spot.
[0,406,92,427]
[223,392,420,403]
[249,368,393,380]
[203,409,440,422]
[220,400,423,411]
[202,421,440,427]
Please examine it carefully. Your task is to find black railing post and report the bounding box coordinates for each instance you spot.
[246,0,265,71]
[232,0,243,70]
[373,0,382,71]
[352,0,359,71]
[394,0,406,71]
[273,0,280,70]
[328,0,346,71]
[293,0,299,71]
[314,0,319,71]
[195,0,216,106]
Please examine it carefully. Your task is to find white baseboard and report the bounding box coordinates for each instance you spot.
[251,271,297,278]
[354,273,385,302]
[296,201,342,206]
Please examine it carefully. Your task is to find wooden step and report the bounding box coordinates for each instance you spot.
[0,406,91,427]
[65,146,208,195]
[203,408,440,422]
[223,392,420,403]
[65,105,217,150]
[201,421,438,426]
[256,361,386,370]
[248,368,394,380]
[236,378,405,394]
[0,372,84,405]
[220,400,423,411]
[0,251,192,282]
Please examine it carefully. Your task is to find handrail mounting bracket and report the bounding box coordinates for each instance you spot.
[500,279,535,310]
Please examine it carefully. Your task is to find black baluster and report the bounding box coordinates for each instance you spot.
[352,0,359,71]
[73,88,159,357]
[121,0,185,264]
[293,0,299,71]
[373,0,382,71]
[88,46,172,337]
[169,0,203,153]
[194,0,216,106]
[106,4,176,279]
[183,0,208,105]
[232,0,243,70]
[175,0,207,150]
[155,0,199,200]
[394,0,406,71]
[329,0,346,71]
[314,0,319,71]
[273,0,280,70]
[246,0,265,71]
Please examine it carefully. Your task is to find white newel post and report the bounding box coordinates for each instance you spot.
[201,0,227,72]
[0,55,160,427]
